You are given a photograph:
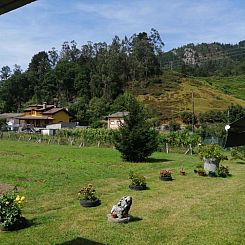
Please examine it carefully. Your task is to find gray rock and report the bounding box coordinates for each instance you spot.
[110,196,132,219]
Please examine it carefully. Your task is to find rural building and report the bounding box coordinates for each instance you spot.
[107,112,129,129]
[15,103,72,128]
[0,113,24,130]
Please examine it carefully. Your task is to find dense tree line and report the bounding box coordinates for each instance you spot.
[0,29,164,125]
[180,105,245,125]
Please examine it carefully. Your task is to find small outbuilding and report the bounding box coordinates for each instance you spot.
[107,112,129,129]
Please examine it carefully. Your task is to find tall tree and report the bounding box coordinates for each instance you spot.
[129,32,160,80]
[48,47,59,68]
[60,40,81,62]
[114,95,159,162]
[28,51,51,80]
[0,66,11,80]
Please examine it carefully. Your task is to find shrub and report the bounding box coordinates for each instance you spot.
[129,171,146,186]
[114,95,159,162]
[218,165,230,177]
[78,184,97,201]
[230,146,245,161]
[197,144,227,161]
[0,191,25,229]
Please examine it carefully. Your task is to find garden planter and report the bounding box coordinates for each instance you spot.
[80,198,101,207]
[197,171,206,176]
[160,176,173,181]
[179,171,186,176]
[204,158,220,174]
[129,184,147,190]
[208,171,217,177]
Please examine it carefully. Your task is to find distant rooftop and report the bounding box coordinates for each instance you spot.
[0,113,24,119]
[107,112,129,118]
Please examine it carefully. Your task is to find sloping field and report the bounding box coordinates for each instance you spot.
[198,75,245,101]
[129,73,245,121]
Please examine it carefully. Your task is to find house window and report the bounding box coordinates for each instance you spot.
[110,120,115,125]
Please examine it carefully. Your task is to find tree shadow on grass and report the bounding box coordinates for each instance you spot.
[236,161,245,164]
[130,216,143,223]
[26,218,40,228]
[56,237,106,245]
[146,158,173,163]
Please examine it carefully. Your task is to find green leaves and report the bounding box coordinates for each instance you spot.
[0,191,23,229]
[197,144,227,161]
[114,97,159,162]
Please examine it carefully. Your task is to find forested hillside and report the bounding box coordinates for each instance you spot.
[161,41,245,76]
[0,29,165,125]
[0,29,244,125]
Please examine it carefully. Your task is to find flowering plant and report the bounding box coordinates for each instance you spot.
[0,191,25,229]
[78,184,97,201]
[197,144,227,161]
[160,169,172,177]
[129,171,146,186]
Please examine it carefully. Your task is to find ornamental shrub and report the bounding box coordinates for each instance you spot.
[0,191,25,229]
[114,95,159,162]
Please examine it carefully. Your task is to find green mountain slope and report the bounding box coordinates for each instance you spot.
[128,72,245,121]
[161,41,245,77]
[197,75,245,101]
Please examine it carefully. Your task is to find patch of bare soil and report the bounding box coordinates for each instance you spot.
[0,183,16,194]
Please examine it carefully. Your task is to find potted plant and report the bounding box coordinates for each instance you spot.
[179,163,186,176]
[197,144,228,175]
[78,184,101,207]
[0,191,27,231]
[129,171,147,190]
[218,165,231,178]
[160,169,173,181]
[179,169,186,176]
[194,166,206,176]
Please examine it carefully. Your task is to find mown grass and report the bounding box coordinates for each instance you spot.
[0,140,244,245]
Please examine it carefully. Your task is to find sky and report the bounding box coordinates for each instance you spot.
[0,0,245,71]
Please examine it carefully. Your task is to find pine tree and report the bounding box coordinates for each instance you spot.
[114,96,159,162]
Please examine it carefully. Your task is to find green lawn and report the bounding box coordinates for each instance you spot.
[0,140,244,245]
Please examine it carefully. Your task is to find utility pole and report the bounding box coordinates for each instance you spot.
[170,61,173,70]
[191,92,195,133]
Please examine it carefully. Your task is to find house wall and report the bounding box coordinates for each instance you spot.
[24,110,42,117]
[46,111,71,123]
[108,117,124,129]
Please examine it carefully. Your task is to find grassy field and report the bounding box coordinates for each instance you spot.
[198,75,245,101]
[0,140,244,245]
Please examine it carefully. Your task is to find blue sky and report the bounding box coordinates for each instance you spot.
[0,0,245,71]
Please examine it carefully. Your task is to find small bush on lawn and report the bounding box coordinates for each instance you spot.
[0,190,25,230]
